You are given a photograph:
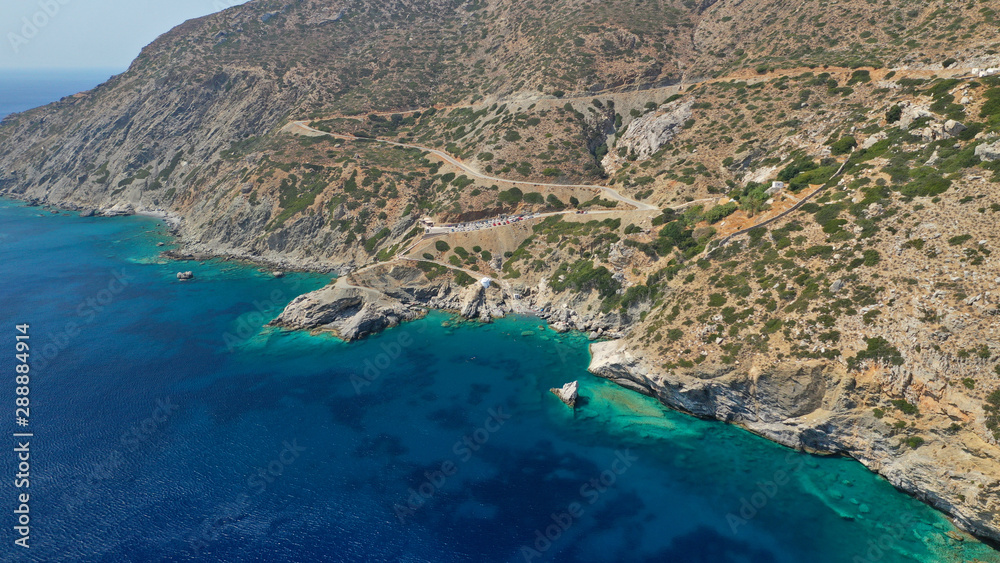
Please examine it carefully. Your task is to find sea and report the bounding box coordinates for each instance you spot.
[0,69,121,120]
[0,76,999,563]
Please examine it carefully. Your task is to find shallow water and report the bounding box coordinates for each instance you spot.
[0,199,996,562]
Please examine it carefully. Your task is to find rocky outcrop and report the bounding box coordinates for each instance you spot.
[550,381,579,408]
[271,263,515,340]
[540,307,623,338]
[269,283,424,341]
[602,99,694,174]
[975,140,1000,162]
[588,340,1000,543]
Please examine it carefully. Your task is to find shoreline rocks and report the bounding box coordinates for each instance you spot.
[269,283,424,341]
[587,340,1000,545]
[550,380,579,408]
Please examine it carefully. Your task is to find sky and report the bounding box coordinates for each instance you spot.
[0,0,252,71]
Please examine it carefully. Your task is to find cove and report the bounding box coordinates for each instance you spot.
[0,198,997,562]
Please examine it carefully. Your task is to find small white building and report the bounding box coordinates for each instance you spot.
[766,181,785,196]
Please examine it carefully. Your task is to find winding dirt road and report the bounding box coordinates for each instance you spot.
[285,120,658,211]
[283,117,716,295]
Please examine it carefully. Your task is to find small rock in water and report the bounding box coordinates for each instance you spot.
[176,271,194,281]
[549,381,579,408]
[521,330,535,337]
[272,271,285,278]
[156,242,165,247]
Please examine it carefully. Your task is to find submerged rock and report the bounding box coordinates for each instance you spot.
[550,381,579,408]
[550,321,570,333]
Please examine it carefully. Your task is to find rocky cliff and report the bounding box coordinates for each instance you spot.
[589,340,1000,543]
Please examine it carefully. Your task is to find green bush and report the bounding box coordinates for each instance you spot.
[830,136,857,155]
[849,337,904,370]
[435,240,451,252]
[363,228,391,253]
[703,202,738,224]
[498,188,523,205]
[453,270,475,286]
[891,399,918,415]
[523,192,545,204]
[985,390,1000,439]
[548,260,617,299]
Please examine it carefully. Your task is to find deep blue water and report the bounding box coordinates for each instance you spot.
[0,69,121,120]
[0,200,997,562]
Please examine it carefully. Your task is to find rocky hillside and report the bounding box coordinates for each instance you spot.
[3,0,1000,547]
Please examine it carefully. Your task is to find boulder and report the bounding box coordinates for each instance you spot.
[975,140,1000,162]
[944,120,967,137]
[459,282,485,318]
[549,381,579,408]
[176,271,194,281]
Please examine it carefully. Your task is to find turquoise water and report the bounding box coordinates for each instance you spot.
[0,198,996,562]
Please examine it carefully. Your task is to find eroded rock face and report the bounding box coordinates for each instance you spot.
[751,362,830,422]
[602,99,694,174]
[587,340,1000,543]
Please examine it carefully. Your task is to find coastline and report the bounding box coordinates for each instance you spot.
[6,194,1000,549]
